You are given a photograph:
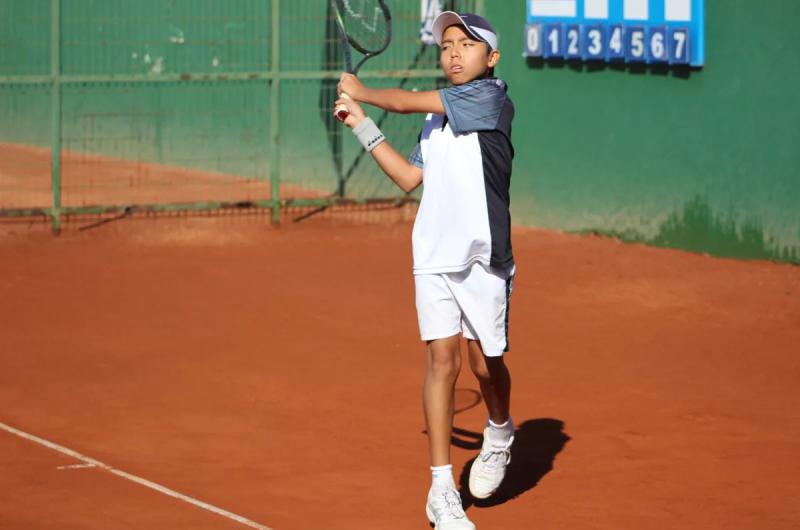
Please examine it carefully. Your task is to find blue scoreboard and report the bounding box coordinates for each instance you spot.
[524,0,704,66]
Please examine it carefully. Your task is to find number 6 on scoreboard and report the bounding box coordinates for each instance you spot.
[648,26,668,63]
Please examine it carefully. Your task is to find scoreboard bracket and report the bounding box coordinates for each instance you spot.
[524,0,704,67]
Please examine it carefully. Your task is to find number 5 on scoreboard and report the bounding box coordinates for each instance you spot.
[669,27,690,64]
[625,26,646,62]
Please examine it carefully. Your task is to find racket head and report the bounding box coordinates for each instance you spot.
[331,0,392,66]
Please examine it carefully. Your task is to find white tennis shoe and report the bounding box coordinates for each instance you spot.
[468,426,514,499]
[426,487,476,530]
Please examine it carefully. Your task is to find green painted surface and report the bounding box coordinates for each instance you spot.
[0,0,475,214]
[486,1,799,263]
[3,0,794,262]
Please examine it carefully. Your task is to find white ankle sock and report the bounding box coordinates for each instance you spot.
[487,417,514,443]
[430,464,455,490]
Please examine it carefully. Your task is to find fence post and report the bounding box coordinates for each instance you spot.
[50,0,62,234]
[270,0,281,224]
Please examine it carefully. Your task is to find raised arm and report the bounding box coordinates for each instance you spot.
[334,96,423,194]
[339,73,445,115]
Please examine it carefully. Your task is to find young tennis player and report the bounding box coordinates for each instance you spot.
[334,12,515,530]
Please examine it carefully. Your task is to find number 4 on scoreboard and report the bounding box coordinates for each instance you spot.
[669,27,691,65]
[607,24,624,61]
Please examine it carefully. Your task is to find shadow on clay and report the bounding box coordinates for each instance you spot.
[456,418,571,509]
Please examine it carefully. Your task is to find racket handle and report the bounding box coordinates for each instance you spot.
[336,92,351,121]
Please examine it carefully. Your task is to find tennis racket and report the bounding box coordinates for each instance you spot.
[331,0,392,120]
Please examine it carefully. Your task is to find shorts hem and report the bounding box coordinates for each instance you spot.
[420,328,462,342]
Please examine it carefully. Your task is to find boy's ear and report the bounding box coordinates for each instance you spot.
[488,49,501,68]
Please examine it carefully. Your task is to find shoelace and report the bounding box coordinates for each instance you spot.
[479,444,512,471]
[433,489,466,520]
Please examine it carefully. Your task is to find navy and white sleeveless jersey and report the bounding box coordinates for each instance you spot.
[408,78,515,275]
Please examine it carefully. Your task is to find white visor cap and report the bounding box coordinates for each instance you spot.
[432,11,498,51]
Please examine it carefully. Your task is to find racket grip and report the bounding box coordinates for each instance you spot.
[335,92,351,121]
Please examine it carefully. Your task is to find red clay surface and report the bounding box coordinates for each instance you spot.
[1,213,799,530]
[0,143,325,210]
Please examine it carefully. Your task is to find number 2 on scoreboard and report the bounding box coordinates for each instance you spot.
[565,25,581,59]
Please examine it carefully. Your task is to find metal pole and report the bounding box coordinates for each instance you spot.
[269,0,281,225]
[50,0,62,234]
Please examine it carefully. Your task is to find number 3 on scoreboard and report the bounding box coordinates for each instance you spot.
[669,28,691,64]
[583,25,606,60]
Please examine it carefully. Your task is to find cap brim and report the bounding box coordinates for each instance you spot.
[432,11,487,47]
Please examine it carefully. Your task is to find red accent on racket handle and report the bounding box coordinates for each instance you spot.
[336,92,352,122]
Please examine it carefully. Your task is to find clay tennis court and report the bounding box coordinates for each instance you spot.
[1,208,798,530]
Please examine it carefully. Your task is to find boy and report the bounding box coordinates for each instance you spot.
[334,11,515,530]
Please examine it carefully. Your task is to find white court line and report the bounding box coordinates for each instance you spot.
[1,421,273,530]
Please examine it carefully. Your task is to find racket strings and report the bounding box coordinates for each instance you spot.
[335,0,390,54]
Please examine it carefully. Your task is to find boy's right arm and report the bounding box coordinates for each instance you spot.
[335,96,422,194]
[339,74,445,115]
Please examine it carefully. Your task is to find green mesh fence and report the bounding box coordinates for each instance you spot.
[0,0,480,231]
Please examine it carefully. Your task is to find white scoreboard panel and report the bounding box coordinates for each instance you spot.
[524,0,704,66]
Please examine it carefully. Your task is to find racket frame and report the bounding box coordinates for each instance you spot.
[331,0,392,120]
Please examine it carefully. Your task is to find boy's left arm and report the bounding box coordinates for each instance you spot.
[339,73,444,115]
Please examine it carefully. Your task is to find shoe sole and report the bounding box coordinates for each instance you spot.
[426,502,477,530]
[468,465,500,499]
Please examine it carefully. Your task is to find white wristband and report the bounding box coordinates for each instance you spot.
[352,117,386,152]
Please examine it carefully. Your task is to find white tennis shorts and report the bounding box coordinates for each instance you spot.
[414,262,515,357]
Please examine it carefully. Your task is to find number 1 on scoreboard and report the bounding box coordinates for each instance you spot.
[543,24,564,58]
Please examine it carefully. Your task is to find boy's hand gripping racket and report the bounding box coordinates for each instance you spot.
[331,0,392,121]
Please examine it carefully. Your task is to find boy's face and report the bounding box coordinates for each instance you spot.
[440,24,500,85]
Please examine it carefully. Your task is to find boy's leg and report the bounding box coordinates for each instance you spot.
[467,339,514,500]
[466,339,511,423]
[423,335,462,467]
[423,335,476,529]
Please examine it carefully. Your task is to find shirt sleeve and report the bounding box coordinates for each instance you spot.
[408,129,424,168]
[439,79,508,135]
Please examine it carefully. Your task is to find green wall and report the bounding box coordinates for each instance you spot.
[487,1,799,263]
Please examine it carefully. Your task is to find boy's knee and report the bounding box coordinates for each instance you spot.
[428,345,461,380]
[469,350,505,381]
